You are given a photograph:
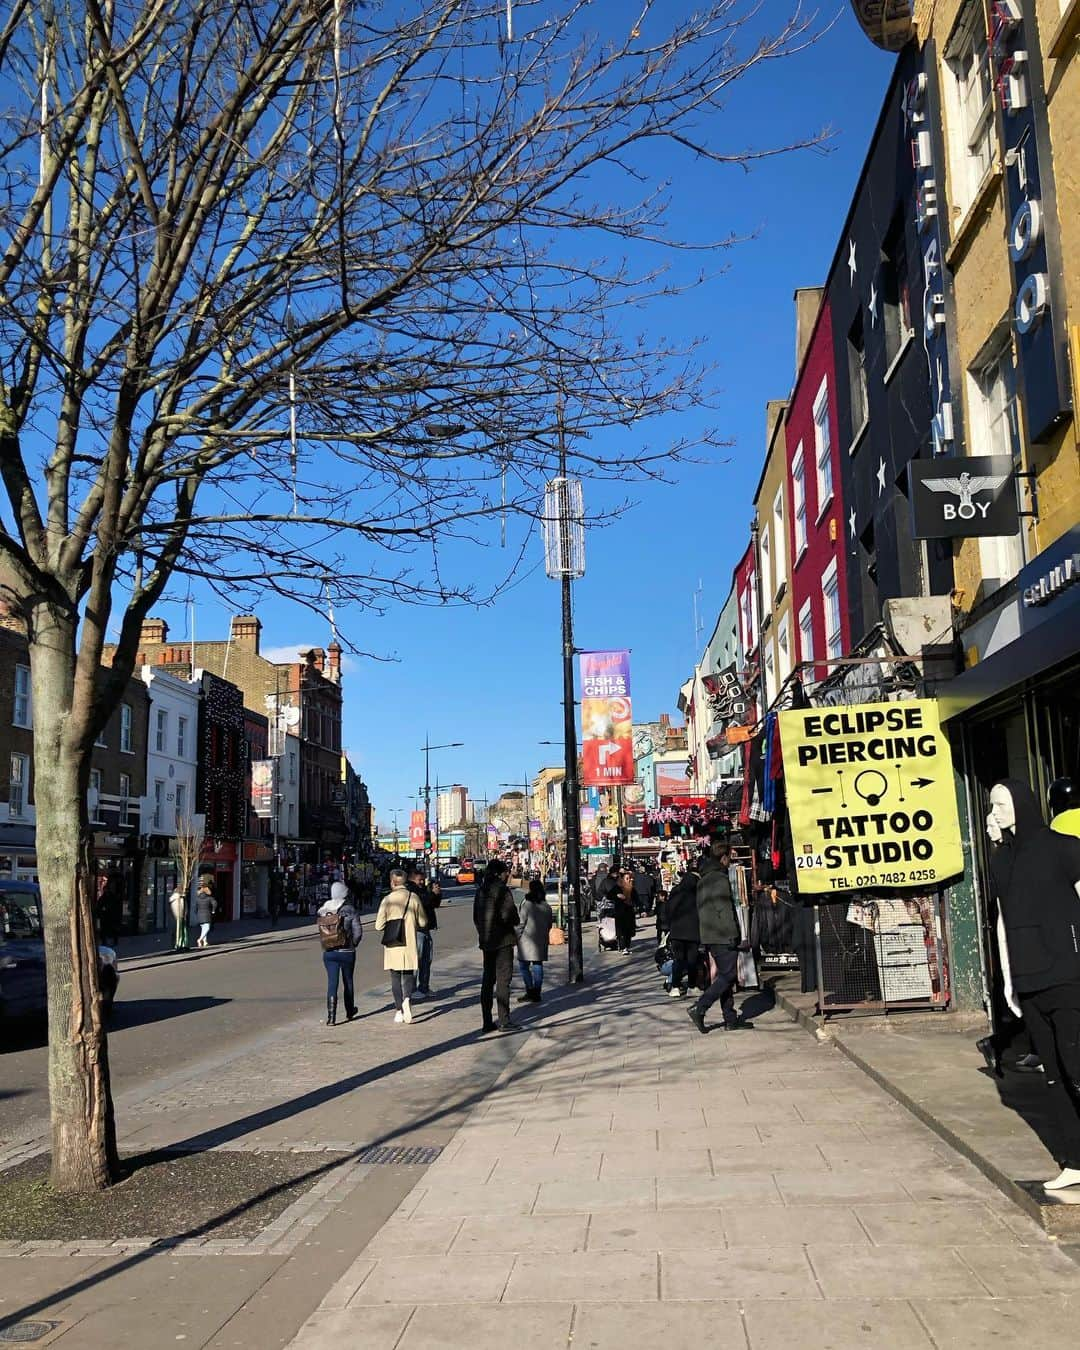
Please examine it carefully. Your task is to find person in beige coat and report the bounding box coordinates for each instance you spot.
[375,869,428,1024]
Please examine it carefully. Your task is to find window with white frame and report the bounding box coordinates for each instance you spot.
[777,612,792,685]
[740,572,758,653]
[798,600,815,685]
[94,726,107,748]
[813,381,833,513]
[9,752,28,819]
[89,768,103,823]
[155,708,168,754]
[760,525,772,607]
[945,4,996,215]
[13,665,31,729]
[772,486,786,591]
[175,781,187,824]
[792,447,807,556]
[153,779,165,831]
[969,333,1025,586]
[177,715,188,760]
[119,773,131,826]
[120,703,133,753]
[822,560,843,661]
[764,642,777,707]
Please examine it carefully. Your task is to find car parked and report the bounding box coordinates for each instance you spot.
[0,880,119,1020]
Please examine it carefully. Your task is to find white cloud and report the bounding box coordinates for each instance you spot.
[261,642,358,673]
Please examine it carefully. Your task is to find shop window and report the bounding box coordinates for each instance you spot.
[792,446,807,557]
[847,313,869,440]
[120,703,133,754]
[119,773,131,826]
[881,216,912,369]
[823,559,843,662]
[813,380,833,513]
[13,664,31,729]
[945,3,996,215]
[9,752,28,819]
[771,486,786,593]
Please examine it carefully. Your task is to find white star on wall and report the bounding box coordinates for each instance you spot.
[876,458,887,495]
[849,506,857,538]
[868,282,878,327]
[848,239,858,284]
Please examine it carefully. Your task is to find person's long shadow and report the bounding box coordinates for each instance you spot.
[107,996,232,1032]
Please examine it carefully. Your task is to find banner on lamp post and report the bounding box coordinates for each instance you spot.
[486,824,498,854]
[529,819,543,852]
[409,810,426,850]
[580,649,635,787]
[580,806,599,849]
[251,760,274,818]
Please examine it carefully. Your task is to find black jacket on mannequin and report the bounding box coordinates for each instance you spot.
[991,778,1080,994]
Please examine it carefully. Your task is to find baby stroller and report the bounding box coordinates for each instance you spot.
[597,899,619,952]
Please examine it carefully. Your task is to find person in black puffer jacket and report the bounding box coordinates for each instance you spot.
[664,866,700,998]
[473,860,521,1032]
[688,835,751,1034]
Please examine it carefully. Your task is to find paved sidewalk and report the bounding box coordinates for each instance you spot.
[289,952,1080,1350]
[771,974,1080,1237]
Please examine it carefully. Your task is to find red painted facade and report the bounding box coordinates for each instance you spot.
[783,299,850,677]
[732,536,759,723]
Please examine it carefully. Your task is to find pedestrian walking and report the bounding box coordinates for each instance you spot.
[194,877,215,948]
[375,868,427,1024]
[664,863,700,998]
[407,863,442,999]
[317,881,364,1026]
[688,835,752,1034]
[637,864,659,916]
[473,860,521,1032]
[516,877,554,1004]
[614,869,637,953]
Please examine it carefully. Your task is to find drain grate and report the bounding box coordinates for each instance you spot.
[354,1144,443,1166]
[0,1325,60,1345]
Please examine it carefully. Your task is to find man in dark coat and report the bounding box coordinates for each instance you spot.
[407,863,441,999]
[688,835,752,1034]
[473,860,521,1032]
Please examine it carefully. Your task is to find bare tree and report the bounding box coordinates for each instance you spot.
[0,0,821,1189]
[172,811,205,941]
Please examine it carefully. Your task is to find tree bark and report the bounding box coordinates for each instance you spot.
[30,603,119,1192]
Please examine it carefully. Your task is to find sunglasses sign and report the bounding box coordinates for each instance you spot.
[778,700,963,893]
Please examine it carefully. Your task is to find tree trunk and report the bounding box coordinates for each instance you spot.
[30,606,119,1192]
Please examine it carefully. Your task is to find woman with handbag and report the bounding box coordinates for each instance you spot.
[375,867,428,1024]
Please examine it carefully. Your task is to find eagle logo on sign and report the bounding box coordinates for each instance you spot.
[921,470,1010,519]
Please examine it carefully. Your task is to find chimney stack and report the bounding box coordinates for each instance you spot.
[794,287,825,368]
[141,617,168,645]
[310,647,326,673]
[327,641,342,684]
[230,615,261,653]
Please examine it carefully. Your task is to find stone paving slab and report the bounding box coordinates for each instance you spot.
[286,947,1080,1350]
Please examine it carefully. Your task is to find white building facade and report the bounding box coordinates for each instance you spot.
[139,667,200,930]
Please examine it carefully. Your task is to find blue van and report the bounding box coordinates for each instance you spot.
[0,880,118,1020]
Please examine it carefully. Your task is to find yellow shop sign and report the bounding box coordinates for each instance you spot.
[777,700,963,894]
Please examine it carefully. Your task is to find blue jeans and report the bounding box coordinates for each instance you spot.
[416,930,434,993]
[323,950,356,1014]
[519,959,543,993]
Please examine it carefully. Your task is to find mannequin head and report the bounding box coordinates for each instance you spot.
[986,811,1003,845]
[989,783,1016,834]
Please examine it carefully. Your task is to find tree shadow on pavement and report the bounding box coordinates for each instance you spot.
[6,948,705,1327]
[107,996,232,1033]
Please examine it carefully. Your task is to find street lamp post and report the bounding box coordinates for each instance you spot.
[421,737,464,880]
[542,402,586,983]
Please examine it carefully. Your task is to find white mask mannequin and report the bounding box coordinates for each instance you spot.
[986,811,1002,845]
[989,783,1016,834]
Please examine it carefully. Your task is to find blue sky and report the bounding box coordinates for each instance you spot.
[160,5,896,829]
